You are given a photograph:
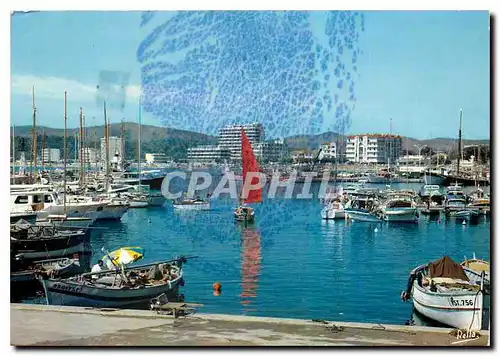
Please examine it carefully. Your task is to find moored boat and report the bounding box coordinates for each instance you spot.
[173,198,210,211]
[381,192,418,223]
[401,256,490,331]
[39,256,188,308]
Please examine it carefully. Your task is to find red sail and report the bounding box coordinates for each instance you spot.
[241,128,262,204]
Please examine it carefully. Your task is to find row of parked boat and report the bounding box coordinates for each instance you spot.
[321,183,490,224]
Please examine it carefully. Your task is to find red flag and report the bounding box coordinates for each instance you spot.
[241,129,262,204]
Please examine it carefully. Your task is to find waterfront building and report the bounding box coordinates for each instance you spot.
[79,148,100,164]
[187,145,231,163]
[318,142,337,160]
[100,136,124,164]
[41,148,60,163]
[145,153,170,164]
[218,123,264,160]
[291,150,314,163]
[346,134,402,164]
[253,139,288,163]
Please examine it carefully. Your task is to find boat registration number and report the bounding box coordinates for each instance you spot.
[448,297,473,307]
[52,283,83,293]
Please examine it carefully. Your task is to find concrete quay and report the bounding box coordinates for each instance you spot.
[10,304,489,347]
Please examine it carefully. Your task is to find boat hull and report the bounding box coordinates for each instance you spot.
[96,205,129,220]
[129,200,149,208]
[148,195,166,207]
[423,174,445,186]
[173,202,210,211]
[383,208,418,223]
[321,208,346,220]
[40,276,181,308]
[412,281,488,331]
[345,209,380,222]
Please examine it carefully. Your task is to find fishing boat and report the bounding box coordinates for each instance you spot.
[10,211,38,224]
[11,221,90,261]
[468,188,490,215]
[381,191,418,223]
[39,256,188,308]
[11,255,83,283]
[401,256,490,331]
[461,254,489,278]
[173,197,211,211]
[233,128,262,223]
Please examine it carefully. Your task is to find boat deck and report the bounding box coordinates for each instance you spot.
[10,304,489,346]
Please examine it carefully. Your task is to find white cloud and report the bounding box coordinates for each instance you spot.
[11,74,141,103]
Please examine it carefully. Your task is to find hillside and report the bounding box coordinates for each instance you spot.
[11,123,489,160]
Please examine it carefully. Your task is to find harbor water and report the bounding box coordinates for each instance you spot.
[17,180,490,327]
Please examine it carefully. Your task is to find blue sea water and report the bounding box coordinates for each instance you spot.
[19,181,490,326]
[88,182,490,325]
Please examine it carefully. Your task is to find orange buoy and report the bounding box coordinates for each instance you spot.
[213,282,222,292]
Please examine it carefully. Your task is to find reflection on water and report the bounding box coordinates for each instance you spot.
[239,225,261,312]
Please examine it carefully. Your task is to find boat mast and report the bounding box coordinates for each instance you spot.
[41,129,46,172]
[457,109,462,175]
[63,91,68,213]
[12,124,15,184]
[104,101,110,192]
[79,107,84,188]
[121,118,125,170]
[93,119,98,175]
[31,86,37,182]
[138,97,142,190]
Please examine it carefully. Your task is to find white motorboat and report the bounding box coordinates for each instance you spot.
[321,199,345,220]
[173,198,210,211]
[401,256,490,331]
[381,191,418,223]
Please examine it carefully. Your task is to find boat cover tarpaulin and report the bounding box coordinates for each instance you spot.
[428,256,469,281]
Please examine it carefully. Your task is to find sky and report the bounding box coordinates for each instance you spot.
[10,11,490,140]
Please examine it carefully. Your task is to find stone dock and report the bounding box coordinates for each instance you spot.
[10,304,489,347]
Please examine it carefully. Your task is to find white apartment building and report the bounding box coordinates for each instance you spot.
[79,148,100,164]
[346,134,402,164]
[41,148,60,163]
[253,139,288,163]
[218,123,265,160]
[318,142,337,160]
[187,145,231,163]
[145,153,170,164]
[100,136,124,164]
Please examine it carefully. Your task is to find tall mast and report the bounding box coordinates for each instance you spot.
[12,124,15,184]
[32,86,37,182]
[457,109,462,175]
[79,107,84,187]
[93,118,97,174]
[138,97,142,189]
[74,132,78,163]
[63,91,68,213]
[41,129,46,171]
[121,118,126,170]
[104,101,110,192]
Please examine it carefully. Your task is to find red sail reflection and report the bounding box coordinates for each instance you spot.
[239,227,261,310]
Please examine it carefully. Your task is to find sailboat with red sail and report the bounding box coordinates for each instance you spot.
[233,129,262,222]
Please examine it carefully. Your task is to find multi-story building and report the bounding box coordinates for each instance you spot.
[100,136,124,164]
[253,139,288,163]
[218,123,264,160]
[319,142,337,160]
[41,148,60,163]
[346,134,402,164]
[187,145,231,163]
[79,148,100,164]
[291,150,315,163]
[145,153,170,164]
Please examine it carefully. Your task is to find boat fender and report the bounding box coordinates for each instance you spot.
[167,280,172,290]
